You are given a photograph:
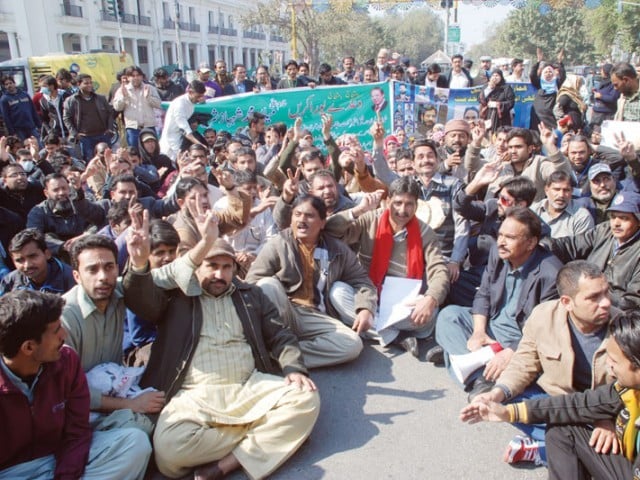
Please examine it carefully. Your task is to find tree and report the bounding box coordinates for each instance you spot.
[493,3,595,65]
[241,0,382,74]
[585,0,640,60]
[373,7,444,65]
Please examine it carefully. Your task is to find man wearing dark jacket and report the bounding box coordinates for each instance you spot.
[0,77,41,141]
[63,73,115,160]
[0,290,151,479]
[545,190,640,310]
[222,64,256,96]
[0,163,44,223]
[436,207,562,397]
[0,228,75,295]
[26,173,105,257]
[591,63,620,126]
[123,209,319,480]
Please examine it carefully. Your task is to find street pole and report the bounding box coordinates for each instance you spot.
[115,3,124,54]
[444,3,449,55]
[290,1,297,60]
[174,0,184,71]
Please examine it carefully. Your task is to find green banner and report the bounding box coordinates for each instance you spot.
[192,82,392,151]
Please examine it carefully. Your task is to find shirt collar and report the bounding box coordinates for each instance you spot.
[77,281,123,318]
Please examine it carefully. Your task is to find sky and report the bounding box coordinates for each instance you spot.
[431,3,514,47]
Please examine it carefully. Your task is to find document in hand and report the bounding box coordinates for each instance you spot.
[375,276,422,346]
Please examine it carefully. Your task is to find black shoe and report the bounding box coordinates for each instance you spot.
[399,336,419,358]
[425,345,444,366]
[467,375,495,403]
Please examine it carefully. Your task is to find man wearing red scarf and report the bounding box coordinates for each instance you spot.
[325,177,449,358]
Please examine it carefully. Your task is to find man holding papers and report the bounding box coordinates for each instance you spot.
[325,176,449,358]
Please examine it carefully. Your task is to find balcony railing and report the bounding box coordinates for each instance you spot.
[121,13,137,24]
[61,3,83,17]
[220,27,237,36]
[271,35,285,42]
[243,31,266,40]
[163,18,175,29]
[208,25,219,34]
[101,10,117,22]
[138,15,151,26]
[176,21,200,32]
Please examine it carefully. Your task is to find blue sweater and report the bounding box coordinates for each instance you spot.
[0,90,41,133]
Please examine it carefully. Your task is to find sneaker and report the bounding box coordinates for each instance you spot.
[503,435,543,465]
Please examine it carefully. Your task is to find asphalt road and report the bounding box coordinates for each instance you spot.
[228,339,547,480]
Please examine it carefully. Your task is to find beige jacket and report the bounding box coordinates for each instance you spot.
[496,300,615,398]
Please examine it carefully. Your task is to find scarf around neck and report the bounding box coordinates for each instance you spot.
[369,209,425,294]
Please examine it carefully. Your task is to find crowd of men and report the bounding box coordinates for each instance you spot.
[0,49,639,480]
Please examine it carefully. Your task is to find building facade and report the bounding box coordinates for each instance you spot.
[0,0,287,76]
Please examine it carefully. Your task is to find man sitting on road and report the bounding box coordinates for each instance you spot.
[246,195,378,368]
[436,207,562,399]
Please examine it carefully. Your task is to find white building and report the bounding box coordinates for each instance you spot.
[0,0,288,75]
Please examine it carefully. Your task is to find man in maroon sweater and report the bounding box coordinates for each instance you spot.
[0,290,151,479]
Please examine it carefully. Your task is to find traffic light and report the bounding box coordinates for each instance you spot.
[116,0,124,16]
[440,0,453,7]
[105,0,115,15]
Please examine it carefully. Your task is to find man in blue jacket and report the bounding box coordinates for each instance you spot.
[0,77,41,141]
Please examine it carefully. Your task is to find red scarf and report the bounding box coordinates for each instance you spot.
[369,209,425,293]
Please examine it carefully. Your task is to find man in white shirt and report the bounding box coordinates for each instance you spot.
[159,80,207,161]
[447,55,473,89]
[506,58,527,83]
[112,65,162,148]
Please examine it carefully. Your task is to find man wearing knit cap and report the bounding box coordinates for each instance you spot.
[124,210,320,480]
[545,191,640,310]
[438,118,473,182]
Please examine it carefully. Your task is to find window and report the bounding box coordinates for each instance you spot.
[138,44,149,64]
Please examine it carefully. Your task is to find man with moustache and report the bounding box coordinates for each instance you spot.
[436,207,562,398]
[545,191,640,310]
[26,173,105,257]
[0,290,152,479]
[451,166,538,308]
[438,119,475,182]
[62,235,165,432]
[246,195,378,368]
[484,126,571,202]
[531,171,593,239]
[574,163,618,225]
[325,177,449,358]
[123,209,319,480]
[417,104,438,138]
[371,127,468,285]
[469,261,617,467]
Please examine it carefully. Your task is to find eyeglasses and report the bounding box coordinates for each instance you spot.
[6,171,27,178]
[498,194,515,207]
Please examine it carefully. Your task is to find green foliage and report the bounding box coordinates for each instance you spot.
[493,5,595,64]
[373,7,444,64]
[585,0,640,58]
[241,2,443,73]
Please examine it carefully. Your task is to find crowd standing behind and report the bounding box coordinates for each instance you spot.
[0,50,639,479]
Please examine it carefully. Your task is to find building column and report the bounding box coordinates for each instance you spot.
[131,37,139,65]
[7,31,19,58]
[171,42,178,66]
